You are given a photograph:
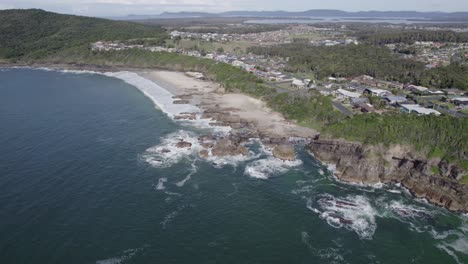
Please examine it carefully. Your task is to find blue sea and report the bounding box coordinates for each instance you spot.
[0,68,467,264]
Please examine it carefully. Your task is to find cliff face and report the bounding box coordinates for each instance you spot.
[306,140,468,213]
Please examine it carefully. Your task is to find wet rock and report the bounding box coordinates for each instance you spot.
[199,149,209,158]
[199,135,215,148]
[175,140,192,148]
[209,122,230,127]
[211,138,249,157]
[172,94,193,100]
[272,144,296,161]
[174,113,196,120]
[236,145,250,156]
[161,148,171,153]
[173,99,190,104]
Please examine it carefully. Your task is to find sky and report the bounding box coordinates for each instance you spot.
[0,0,467,17]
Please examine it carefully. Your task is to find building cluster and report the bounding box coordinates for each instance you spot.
[291,74,468,117]
[91,41,290,81]
[170,25,346,45]
[387,42,468,68]
[310,38,359,47]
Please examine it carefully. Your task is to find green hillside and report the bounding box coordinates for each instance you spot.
[0,9,168,59]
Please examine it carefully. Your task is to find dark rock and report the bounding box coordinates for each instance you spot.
[306,139,468,213]
[211,138,249,157]
[173,100,190,104]
[175,140,192,148]
[161,148,171,153]
[172,94,193,100]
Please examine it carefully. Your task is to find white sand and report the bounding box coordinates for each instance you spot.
[139,70,318,139]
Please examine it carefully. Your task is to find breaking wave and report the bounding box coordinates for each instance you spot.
[142,130,202,168]
[244,157,303,179]
[307,194,377,240]
[432,223,468,264]
[96,246,148,264]
[104,71,230,133]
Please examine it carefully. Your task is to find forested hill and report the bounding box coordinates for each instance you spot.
[0,9,168,59]
[359,30,468,45]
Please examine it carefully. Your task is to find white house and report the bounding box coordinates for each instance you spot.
[336,88,361,99]
[291,79,306,89]
[401,104,441,116]
[365,88,390,97]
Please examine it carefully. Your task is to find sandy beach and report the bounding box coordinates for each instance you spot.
[139,70,318,140]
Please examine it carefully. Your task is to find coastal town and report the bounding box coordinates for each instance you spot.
[92,27,468,118]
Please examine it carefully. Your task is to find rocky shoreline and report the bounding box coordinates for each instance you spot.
[4,64,466,213]
[306,139,468,213]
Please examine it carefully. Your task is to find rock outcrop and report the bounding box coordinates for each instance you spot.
[211,138,249,157]
[272,144,296,161]
[175,140,192,148]
[173,99,190,104]
[306,139,468,213]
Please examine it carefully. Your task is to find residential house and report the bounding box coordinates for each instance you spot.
[406,85,429,94]
[356,103,376,113]
[364,88,391,97]
[336,89,361,99]
[384,95,407,106]
[451,98,468,106]
[351,97,369,106]
[400,104,441,116]
[291,79,306,89]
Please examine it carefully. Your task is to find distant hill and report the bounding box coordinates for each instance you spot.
[119,9,468,20]
[0,9,168,59]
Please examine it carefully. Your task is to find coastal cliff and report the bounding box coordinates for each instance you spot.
[306,139,468,212]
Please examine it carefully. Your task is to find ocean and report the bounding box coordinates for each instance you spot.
[0,68,467,264]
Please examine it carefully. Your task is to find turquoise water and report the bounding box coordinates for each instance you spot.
[0,68,467,264]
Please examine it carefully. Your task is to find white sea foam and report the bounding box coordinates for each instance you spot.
[176,163,198,187]
[432,223,468,263]
[104,71,198,118]
[244,157,303,179]
[308,194,377,240]
[155,178,167,190]
[325,163,337,174]
[143,130,258,169]
[143,130,202,168]
[96,246,147,264]
[384,200,435,220]
[207,150,260,169]
[104,71,231,133]
[160,205,187,229]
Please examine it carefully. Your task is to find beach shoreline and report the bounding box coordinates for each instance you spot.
[1,63,318,161]
[1,62,318,141]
